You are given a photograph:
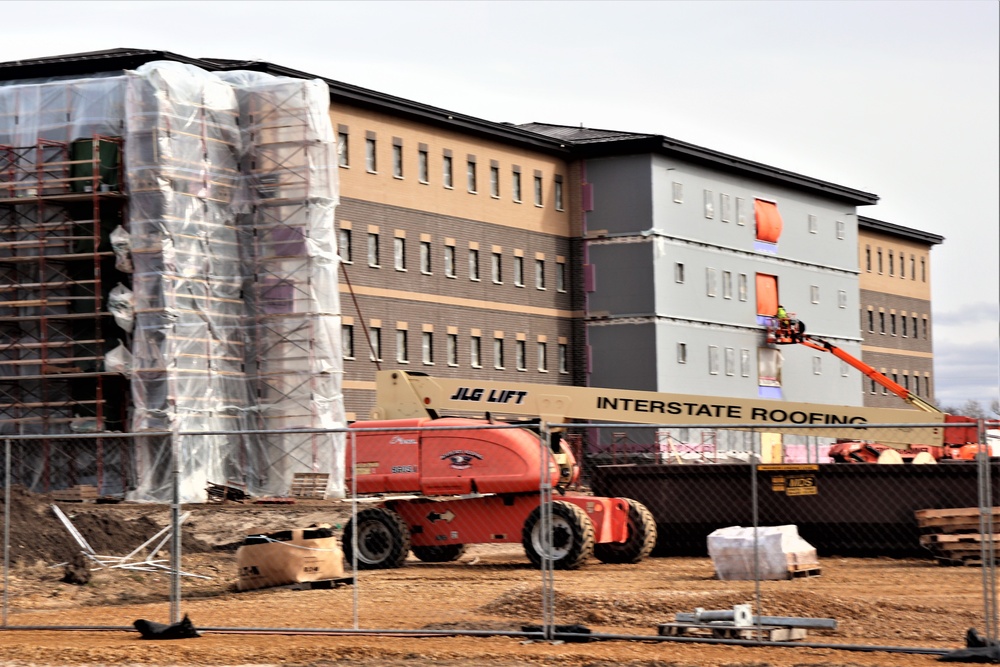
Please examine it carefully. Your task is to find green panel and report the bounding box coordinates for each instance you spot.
[70,138,120,193]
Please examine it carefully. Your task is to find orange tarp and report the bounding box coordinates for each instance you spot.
[755,199,783,243]
[756,273,778,316]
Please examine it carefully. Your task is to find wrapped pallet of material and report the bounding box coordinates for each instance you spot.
[707,525,818,581]
[236,525,344,591]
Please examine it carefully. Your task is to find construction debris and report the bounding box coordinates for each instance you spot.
[707,525,820,580]
[659,604,834,642]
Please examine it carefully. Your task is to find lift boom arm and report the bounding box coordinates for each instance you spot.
[372,370,945,447]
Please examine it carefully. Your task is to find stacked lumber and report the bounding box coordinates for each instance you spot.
[51,485,98,503]
[916,507,1000,566]
[206,482,249,504]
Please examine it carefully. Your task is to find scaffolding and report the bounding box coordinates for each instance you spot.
[0,85,133,495]
[0,64,343,502]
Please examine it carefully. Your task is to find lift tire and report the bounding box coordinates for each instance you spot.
[522,500,595,570]
[593,498,657,564]
[342,506,411,569]
[411,544,468,563]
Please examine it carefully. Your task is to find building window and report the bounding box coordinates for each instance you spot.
[708,345,719,375]
[867,309,874,332]
[447,333,458,366]
[337,130,349,167]
[555,176,564,211]
[899,250,906,279]
[810,285,819,304]
[677,342,687,364]
[836,220,845,239]
[342,324,354,359]
[491,252,502,284]
[516,340,526,371]
[535,259,545,289]
[494,337,504,369]
[558,343,568,374]
[838,290,847,309]
[889,250,895,276]
[725,347,735,376]
[469,249,480,281]
[534,174,543,206]
[910,255,916,280]
[444,245,456,278]
[556,261,566,292]
[865,246,871,271]
[490,165,499,197]
[809,214,818,234]
[672,181,683,203]
[368,232,380,267]
[902,315,908,337]
[467,159,477,193]
[903,374,909,391]
[470,335,481,368]
[365,137,377,172]
[369,327,382,361]
[813,357,822,375]
[422,332,433,365]
[736,196,747,225]
[738,273,747,301]
[722,271,732,299]
[443,154,453,188]
[675,263,685,284]
[514,255,524,286]
[913,315,918,338]
[870,377,877,394]
[396,330,408,363]
[420,241,431,274]
[878,248,883,273]
[921,257,926,282]
[339,228,352,263]
[923,316,928,338]
[703,189,714,218]
[392,142,403,178]
[740,348,750,377]
[720,193,732,222]
[706,268,717,297]
[890,313,897,336]
[418,148,429,183]
[512,169,522,202]
[394,237,406,271]
[537,342,547,371]
[879,311,886,334]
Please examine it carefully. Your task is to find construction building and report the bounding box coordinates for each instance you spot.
[0,48,943,496]
[857,216,942,408]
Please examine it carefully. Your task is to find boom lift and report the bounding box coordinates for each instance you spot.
[766,315,980,462]
[343,368,952,570]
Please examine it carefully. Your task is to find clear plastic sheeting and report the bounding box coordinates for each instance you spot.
[0,62,343,501]
[221,69,345,499]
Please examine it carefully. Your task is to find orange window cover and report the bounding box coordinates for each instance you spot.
[755,199,783,243]
[756,273,778,316]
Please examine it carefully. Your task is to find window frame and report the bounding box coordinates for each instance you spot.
[421,331,433,365]
[338,228,352,263]
[365,137,377,173]
[444,245,456,278]
[367,232,380,267]
[469,248,480,281]
[420,240,432,274]
[393,237,406,271]
[396,329,408,363]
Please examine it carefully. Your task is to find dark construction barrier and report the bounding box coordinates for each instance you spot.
[590,460,1000,557]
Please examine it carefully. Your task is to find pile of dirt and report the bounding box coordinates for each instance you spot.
[0,486,212,565]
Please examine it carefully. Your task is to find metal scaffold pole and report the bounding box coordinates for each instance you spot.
[539,421,555,641]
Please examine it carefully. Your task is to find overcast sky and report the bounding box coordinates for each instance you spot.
[3,0,997,409]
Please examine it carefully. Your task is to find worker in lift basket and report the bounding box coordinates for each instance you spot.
[776,305,805,343]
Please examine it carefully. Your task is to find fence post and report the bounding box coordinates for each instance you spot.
[3,437,9,628]
[539,420,555,641]
[978,419,998,645]
[351,428,359,631]
[750,428,763,640]
[170,434,181,624]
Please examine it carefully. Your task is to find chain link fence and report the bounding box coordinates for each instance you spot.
[1,420,997,654]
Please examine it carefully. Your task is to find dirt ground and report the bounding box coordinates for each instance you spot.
[0,493,993,667]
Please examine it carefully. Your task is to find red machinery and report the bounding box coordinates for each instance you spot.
[344,414,656,570]
[766,315,980,462]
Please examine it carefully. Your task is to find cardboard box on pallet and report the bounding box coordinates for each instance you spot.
[236,525,344,591]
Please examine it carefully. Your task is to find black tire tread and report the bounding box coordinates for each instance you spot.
[593,498,657,565]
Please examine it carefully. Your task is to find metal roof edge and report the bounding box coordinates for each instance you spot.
[574,135,879,206]
[858,216,944,245]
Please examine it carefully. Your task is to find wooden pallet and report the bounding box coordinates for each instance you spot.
[658,622,807,642]
[51,485,98,503]
[206,481,249,504]
[916,507,1000,566]
[789,563,822,579]
[289,472,329,500]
